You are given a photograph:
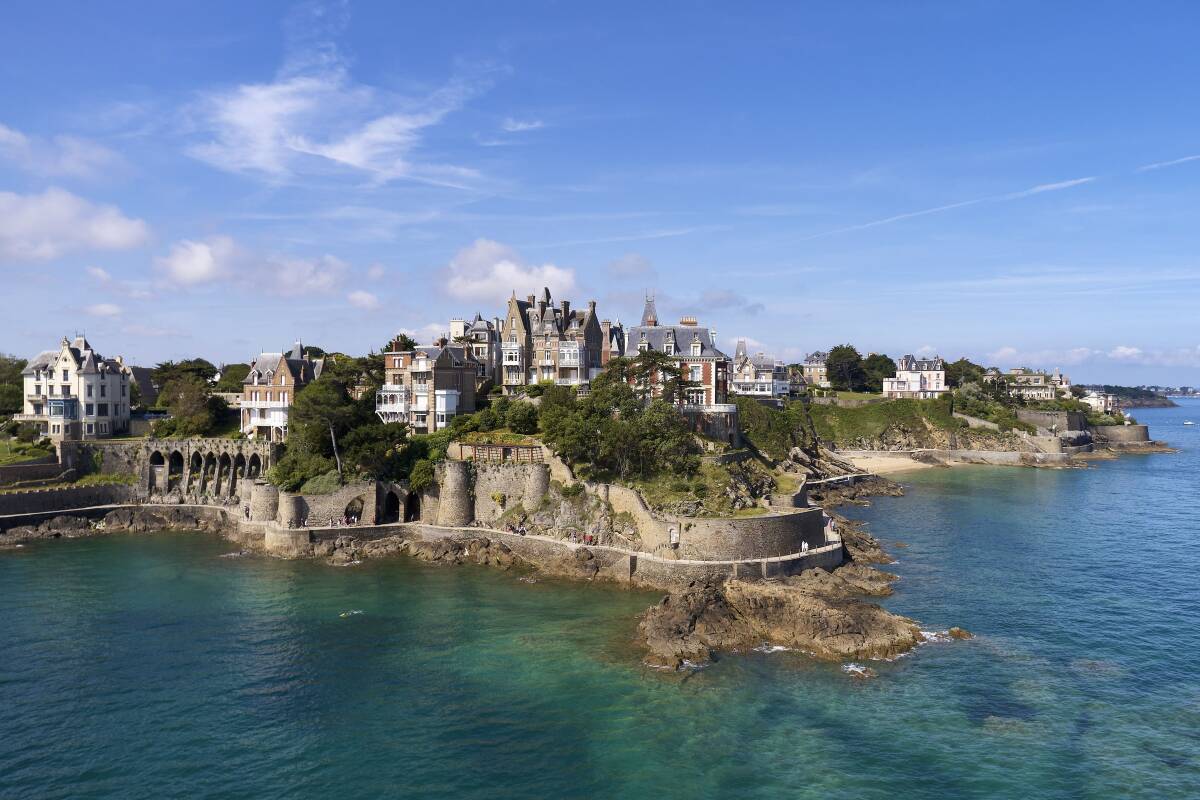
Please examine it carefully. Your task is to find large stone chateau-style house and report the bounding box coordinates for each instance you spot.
[499,288,606,393]
[17,336,134,441]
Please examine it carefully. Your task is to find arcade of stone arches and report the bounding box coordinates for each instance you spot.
[146,441,272,497]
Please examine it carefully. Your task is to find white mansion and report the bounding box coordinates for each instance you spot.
[17,336,133,441]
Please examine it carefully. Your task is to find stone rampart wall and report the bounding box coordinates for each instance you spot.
[1094,424,1150,443]
[1016,409,1087,434]
[471,463,550,523]
[0,484,137,523]
[278,481,378,527]
[675,508,825,561]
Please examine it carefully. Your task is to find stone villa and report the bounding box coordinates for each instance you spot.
[17,336,133,441]
[449,313,502,388]
[984,367,1072,401]
[241,342,324,442]
[499,288,605,393]
[730,339,790,400]
[882,354,948,399]
[802,352,831,388]
[376,337,481,433]
[627,295,739,444]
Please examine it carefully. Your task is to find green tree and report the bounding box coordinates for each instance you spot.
[153,376,224,436]
[214,363,250,392]
[0,384,20,416]
[861,353,897,393]
[151,358,218,390]
[505,401,539,434]
[944,358,986,388]
[825,345,868,392]
[383,333,419,352]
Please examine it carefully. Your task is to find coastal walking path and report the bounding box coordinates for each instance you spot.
[0,502,845,572]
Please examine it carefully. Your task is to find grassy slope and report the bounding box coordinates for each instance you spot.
[737,395,968,453]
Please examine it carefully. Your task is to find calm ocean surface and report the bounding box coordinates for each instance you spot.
[2,400,1198,799]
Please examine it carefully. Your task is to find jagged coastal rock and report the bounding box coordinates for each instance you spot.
[638,572,923,669]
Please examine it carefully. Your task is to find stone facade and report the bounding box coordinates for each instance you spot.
[241,341,324,442]
[376,340,480,433]
[16,336,135,442]
[499,287,605,392]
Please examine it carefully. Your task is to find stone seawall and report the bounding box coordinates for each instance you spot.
[0,485,138,519]
[1094,424,1150,443]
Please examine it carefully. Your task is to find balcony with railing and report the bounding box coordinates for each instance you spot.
[242,397,290,410]
[375,385,412,422]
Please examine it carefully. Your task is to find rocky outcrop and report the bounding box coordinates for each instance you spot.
[314,533,528,571]
[638,570,924,669]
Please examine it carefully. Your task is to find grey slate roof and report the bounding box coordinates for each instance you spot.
[628,324,727,359]
[896,354,944,371]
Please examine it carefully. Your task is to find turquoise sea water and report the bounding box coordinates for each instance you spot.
[2,401,1199,799]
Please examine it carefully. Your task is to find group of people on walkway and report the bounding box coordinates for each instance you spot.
[503,523,528,536]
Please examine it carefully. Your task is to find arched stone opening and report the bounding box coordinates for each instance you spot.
[202,453,218,494]
[404,492,421,522]
[382,490,401,523]
[217,453,232,495]
[231,453,247,496]
[167,451,184,491]
[148,450,165,493]
[344,496,365,523]
[247,453,262,478]
[187,452,203,492]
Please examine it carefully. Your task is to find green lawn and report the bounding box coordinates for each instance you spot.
[0,438,53,466]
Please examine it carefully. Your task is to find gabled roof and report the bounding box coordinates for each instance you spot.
[628,323,728,359]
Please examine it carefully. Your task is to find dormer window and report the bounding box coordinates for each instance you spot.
[691,342,702,356]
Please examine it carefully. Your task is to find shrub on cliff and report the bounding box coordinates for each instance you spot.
[537,368,699,481]
[268,451,337,491]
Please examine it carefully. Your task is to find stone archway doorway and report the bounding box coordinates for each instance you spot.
[382,490,401,523]
[404,492,421,522]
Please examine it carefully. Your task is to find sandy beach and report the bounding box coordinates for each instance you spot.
[842,453,939,475]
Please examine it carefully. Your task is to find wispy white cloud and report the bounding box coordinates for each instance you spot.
[347,289,381,310]
[0,123,122,179]
[500,117,544,133]
[85,303,123,317]
[156,235,239,286]
[0,188,149,262]
[186,23,490,186]
[443,239,577,303]
[801,175,1097,240]
[1137,154,1200,172]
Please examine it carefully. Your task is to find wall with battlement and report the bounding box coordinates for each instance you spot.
[0,484,137,522]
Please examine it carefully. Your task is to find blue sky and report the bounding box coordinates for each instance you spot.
[2,1,1199,384]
